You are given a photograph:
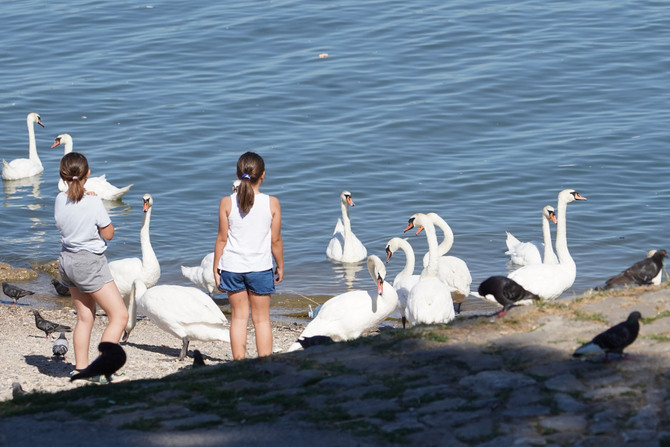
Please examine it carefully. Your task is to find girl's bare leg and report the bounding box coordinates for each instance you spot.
[228,290,250,360]
[250,292,272,357]
[70,288,97,370]
[89,281,128,344]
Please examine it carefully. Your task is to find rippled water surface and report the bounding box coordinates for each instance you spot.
[1,1,669,312]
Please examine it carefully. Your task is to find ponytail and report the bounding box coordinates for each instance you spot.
[60,152,89,202]
[235,152,265,214]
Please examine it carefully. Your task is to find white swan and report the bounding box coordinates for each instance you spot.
[508,189,586,300]
[419,212,472,314]
[505,205,558,266]
[288,255,398,351]
[2,113,45,180]
[181,252,216,295]
[326,190,367,263]
[109,193,161,339]
[51,134,133,201]
[385,237,420,328]
[127,279,230,360]
[405,213,455,326]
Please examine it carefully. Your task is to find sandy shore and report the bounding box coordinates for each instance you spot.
[1,303,307,401]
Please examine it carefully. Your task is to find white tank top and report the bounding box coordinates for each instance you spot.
[218,192,273,273]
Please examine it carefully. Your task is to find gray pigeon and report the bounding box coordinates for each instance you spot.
[51,278,71,296]
[573,311,642,360]
[33,310,72,338]
[12,382,28,399]
[2,282,34,305]
[70,342,127,383]
[52,332,69,360]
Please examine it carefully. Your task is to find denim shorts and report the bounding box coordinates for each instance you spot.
[59,250,114,294]
[218,269,276,296]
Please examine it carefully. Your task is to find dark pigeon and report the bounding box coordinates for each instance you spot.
[478,276,540,317]
[70,342,127,383]
[2,282,34,305]
[192,349,206,368]
[297,335,335,349]
[33,310,72,338]
[600,249,667,290]
[51,278,71,296]
[52,332,69,360]
[573,311,642,360]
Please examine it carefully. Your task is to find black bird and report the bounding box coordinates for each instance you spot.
[600,249,667,290]
[33,310,72,338]
[478,276,541,317]
[70,342,127,383]
[2,282,34,305]
[297,335,335,349]
[573,311,642,360]
[192,349,206,368]
[51,278,71,296]
[52,332,69,360]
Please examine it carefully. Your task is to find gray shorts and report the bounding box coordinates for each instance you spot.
[58,250,114,293]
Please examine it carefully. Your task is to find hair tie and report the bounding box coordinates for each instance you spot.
[241,174,251,180]
[72,176,79,180]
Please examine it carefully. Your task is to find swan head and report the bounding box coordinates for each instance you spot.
[559,189,587,203]
[404,213,430,235]
[142,193,153,212]
[384,237,406,263]
[51,133,72,149]
[27,113,44,127]
[542,205,557,223]
[340,190,355,207]
[367,255,386,294]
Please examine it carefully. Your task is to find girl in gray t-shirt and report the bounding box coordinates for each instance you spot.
[54,152,128,381]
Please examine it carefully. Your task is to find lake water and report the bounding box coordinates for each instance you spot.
[1,1,668,315]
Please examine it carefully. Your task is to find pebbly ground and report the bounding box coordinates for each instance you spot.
[2,285,670,446]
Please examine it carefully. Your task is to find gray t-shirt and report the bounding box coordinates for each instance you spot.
[54,192,112,254]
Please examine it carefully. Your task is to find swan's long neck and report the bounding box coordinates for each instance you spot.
[140,206,159,276]
[420,218,440,277]
[126,280,147,335]
[396,239,416,278]
[542,212,555,264]
[432,215,454,256]
[340,199,352,234]
[63,140,73,155]
[27,116,40,164]
[555,196,573,267]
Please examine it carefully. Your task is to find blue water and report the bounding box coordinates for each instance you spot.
[1,1,668,312]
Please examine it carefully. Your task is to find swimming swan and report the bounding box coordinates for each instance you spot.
[326,190,367,263]
[2,113,45,180]
[51,133,133,200]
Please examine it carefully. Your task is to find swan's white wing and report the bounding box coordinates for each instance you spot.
[84,176,133,201]
[508,264,572,300]
[505,232,542,266]
[406,277,454,326]
[2,159,43,180]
